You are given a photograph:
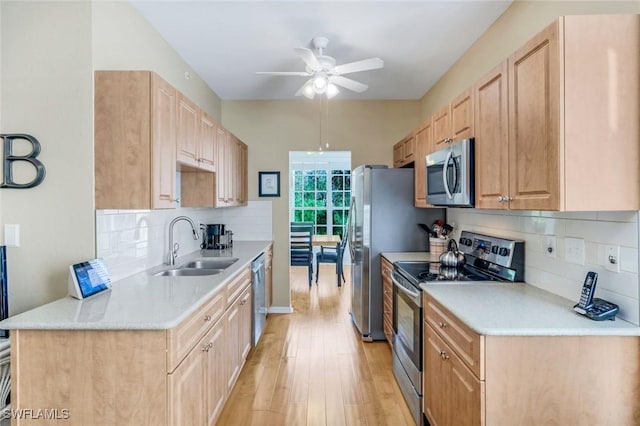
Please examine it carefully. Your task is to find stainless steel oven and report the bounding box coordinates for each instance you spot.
[391,268,423,426]
[425,138,474,207]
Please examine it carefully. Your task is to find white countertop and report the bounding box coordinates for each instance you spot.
[0,241,272,331]
[421,282,640,336]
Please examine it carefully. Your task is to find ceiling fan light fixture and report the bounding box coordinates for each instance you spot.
[326,83,339,99]
[302,81,315,99]
[312,75,327,93]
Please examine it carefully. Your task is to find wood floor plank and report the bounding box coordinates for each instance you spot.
[216,265,413,426]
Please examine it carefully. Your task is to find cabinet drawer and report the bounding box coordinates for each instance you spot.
[168,290,225,372]
[424,293,483,379]
[227,267,251,305]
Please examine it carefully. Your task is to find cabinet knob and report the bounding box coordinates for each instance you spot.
[440,350,450,360]
[171,198,180,203]
[497,196,505,202]
[204,315,212,322]
[438,321,447,329]
[508,196,514,201]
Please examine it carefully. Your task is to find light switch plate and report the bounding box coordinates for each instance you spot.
[564,237,585,265]
[4,224,20,247]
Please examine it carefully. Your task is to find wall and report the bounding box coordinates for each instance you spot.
[222,100,420,308]
[92,1,221,121]
[448,209,639,325]
[420,0,640,118]
[1,2,95,315]
[96,201,272,282]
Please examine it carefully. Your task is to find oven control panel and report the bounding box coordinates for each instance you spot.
[458,231,522,269]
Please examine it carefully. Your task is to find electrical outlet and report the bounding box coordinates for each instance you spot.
[545,235,557,258]
[564,237,585,265]
[599,244,621,273]
[4,224,20,247]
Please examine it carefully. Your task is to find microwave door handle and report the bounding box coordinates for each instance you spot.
[442,150,454,199]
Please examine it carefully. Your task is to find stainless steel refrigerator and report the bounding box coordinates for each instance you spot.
[347,165,445,341]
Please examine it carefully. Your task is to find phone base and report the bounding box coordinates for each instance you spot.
[573,298,619,321]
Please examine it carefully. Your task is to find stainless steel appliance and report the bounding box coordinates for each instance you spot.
[391,231,524,425]
[251,253,266,347]
[425,138,474,207]
[347,165,445,341]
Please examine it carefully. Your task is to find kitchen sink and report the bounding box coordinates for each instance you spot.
[179,258,239,270]
[152,268,223,277]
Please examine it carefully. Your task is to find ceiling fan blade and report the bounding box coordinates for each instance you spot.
[329,76,368,93]
[256,71,312,76]
[294,47,322,71]
[333,57,384,75]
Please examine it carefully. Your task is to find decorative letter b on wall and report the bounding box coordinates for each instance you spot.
[1,134,46,189]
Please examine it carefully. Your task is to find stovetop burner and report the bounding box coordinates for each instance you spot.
[395,260,496,286]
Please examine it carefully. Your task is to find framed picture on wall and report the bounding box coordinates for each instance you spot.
[259,171,280,197]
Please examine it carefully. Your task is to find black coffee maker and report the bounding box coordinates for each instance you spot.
[200,224,226,249]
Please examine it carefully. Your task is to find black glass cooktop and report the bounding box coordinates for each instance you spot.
[394,260,498,285]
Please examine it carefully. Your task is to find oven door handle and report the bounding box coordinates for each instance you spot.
[391,271,421,299]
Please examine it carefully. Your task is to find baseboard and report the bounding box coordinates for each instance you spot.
[268,306,294,314]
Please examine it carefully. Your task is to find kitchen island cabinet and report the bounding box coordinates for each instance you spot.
[421,285,640,426]
[2,241,271,426]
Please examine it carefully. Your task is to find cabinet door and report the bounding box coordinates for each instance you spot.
[151,74,177,209]
[168,341,206,426]
[393,141,403,167]
[239,286,252,361]
[239,141,248,205]
[432,105,451,151]
[474,62,509,210]
[425,325,482,426]
[225,300,241,390]
[205,319,226,426]
[177,93,200,168]
[402,136,415,164]
[508,20,560,211]
[381,259,393,346]
[451,89,474,142]
[215,126,228,206]
[414,121,431,207]
[199,113,216,172]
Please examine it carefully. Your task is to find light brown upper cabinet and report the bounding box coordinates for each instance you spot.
[176,93,216,173]
[414,119,433,208]
[95,71,177,209]
[431,89,474,153]
[393,134,415,168]
[474,62,509,210]
[214,129,248,208]
[475,15,640,211]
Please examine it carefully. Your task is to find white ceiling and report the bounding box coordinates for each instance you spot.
[130,1,512,100]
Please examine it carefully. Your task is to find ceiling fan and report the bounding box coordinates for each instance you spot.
[256,36,384,99]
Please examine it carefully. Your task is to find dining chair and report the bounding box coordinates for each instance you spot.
[290,222,314,286]
[315,236,347,287]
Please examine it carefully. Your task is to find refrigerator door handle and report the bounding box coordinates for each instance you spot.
[347,196,356,259]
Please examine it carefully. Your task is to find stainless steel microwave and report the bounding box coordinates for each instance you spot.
[425,138,474,207]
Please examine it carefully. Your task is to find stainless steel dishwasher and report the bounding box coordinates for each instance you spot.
[251,253,266,346]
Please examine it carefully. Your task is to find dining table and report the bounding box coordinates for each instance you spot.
[312,234,341,247]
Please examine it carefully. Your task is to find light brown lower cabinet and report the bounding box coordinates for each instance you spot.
[381,257,393,346]
[423,293,640,426]
[10,265,256,426]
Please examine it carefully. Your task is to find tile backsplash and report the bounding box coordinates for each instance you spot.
[447,209,640,325]
[96,201,272,282]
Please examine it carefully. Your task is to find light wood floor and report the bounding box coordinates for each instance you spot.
[216,264,414,426]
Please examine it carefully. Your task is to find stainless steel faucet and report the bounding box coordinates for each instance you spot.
[168,216,199,265]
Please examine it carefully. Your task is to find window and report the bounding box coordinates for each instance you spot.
[289,152,351,238]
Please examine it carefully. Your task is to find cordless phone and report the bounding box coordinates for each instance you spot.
[573,271,619,321]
